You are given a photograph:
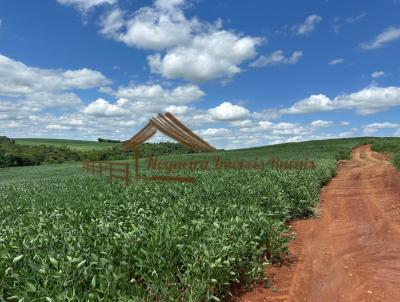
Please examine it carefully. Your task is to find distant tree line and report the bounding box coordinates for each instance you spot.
[97,138,121,143]
[0,136,194,168]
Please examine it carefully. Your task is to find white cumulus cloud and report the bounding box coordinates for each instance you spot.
[100,0,261,82]
[208,102,250,121]
[148,30,261,82]
[83,98,129,117]
[119,3,196,49]
[0,54,110,112]
[0,54,110,97]
[281,86,400,115]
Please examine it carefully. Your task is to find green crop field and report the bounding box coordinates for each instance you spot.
[0,137,398,301]
[1,137,377,184]
[14,138,119,151]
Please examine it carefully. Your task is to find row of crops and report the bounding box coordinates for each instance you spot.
[1,161,337,301]
[0,137,384,301]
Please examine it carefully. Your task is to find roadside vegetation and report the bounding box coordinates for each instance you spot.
[371,137,400,170]
[0,137,375,301]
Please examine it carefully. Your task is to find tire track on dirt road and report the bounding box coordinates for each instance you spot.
[238,145,400,302]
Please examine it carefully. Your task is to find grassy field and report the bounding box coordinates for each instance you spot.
[0,137,396,301]
[14,138,119,151]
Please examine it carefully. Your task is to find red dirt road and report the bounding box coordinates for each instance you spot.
[238,145,400,302]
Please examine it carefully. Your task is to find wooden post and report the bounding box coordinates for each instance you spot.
[125,162,129,187]
[109,162,112,183]
[99,162,103,176]
[134,147,139,181]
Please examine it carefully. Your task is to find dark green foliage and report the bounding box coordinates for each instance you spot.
[97,138,121,143]
[0,136,15,143]
[0,137,193,168]
[0,138,81,167]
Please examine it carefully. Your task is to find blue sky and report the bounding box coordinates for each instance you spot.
[1,0,400,148]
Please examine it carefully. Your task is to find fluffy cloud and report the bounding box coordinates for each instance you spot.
[294,15,322,35]
[80,84,204,121]
[363,122,399,134]
[116,2,197,50]
[99,0,202,50]
[0,54,110,112]
[371,71,385,78]
[100,0,261,82]
[281,94,332,114]
[281,86,400,115]
[328,58,344,65]
[310,120,334,128]
[197,128,232,137]
[250,50,302,68]
[57,0,117,12]
[208,102,250,121]
[360,26,400,50]
[115,84,204,104]
[83,98,129,117]
[99,7,125,38]
[164,105,189,115]
[148,30,261,82]
[0,54,110,97]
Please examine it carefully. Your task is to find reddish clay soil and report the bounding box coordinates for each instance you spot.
[237,145,400,302]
